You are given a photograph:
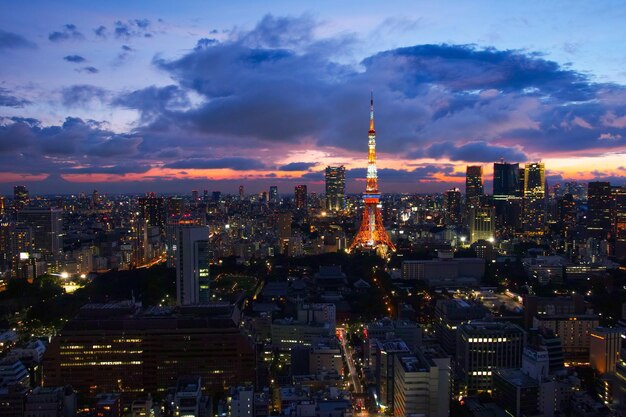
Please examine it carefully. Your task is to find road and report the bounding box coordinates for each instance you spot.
[337,327,363,394]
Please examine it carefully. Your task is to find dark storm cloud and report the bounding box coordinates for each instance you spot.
[89,135,142,157]
[0,118,37,151]
[278,162,317,171]
[4,14,626,190]
[0,88,30,108]
[0,117,145,176]
[61,162,150,175]
[411,141,528,162]
[48,24,84,42]
[163,157,266,170]
[0,29,36,50]
[143,15,626,164]
[113,85,190,121]
[61,85,108,107]
[362,44,593,101]
[63,55,86,63]
[347,165,457,183]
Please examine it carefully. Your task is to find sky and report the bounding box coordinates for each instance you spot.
[1,0,626,195]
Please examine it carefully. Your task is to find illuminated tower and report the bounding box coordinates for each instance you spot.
[349,94,396,255]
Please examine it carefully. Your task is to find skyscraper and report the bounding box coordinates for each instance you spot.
[239,185,244,200]
[465,165,484,206]
[493,162,520,197]
[325,166,346,212]
[91,189,100,209]
[138,192,165,232]
[587,181,613,239]
[13,185,29,212]
[614,186,626,259]
[349,94,396,255]
[269,186,278,204]
[469,206,495,244]
[493,162,522,234]
[589,327,623,375]
[523,162,546,235]
[444,188,462,225]
[175,226,210,306]
[457,322,525,395]
[294,185,307,210]
[17,207,63,255]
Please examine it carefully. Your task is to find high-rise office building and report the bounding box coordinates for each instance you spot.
[493,162,520,197]
[532,313,599,364]
[325,166,346,212]
[8,225,32,277]
[294,185,307,210]
[13,185,29,212]
[523,162,546,235]
[469,205,495,244]
[615,186,626,259]
[465,165,484,206]
[0,222,10,269]
[0,196,4,217]
[589,327,623,375]
[276,212,292,254]
[587,181,613,239]
[269,186,278,204]
[457,322,525,395]
[393,346,451,417]
[43,302,256,398]
[493,162,522,233]
[17,207,63,255]
[212,191,222,203]
[444,188,462,225]
[557,193,576,236]
[166,197,185,221]
[175,226,210,306]
[492,369,539,417]
[375,340,411,409]
[138,193,165,233]
[239,185,245,200]
[276,211,291,237]
[91,189,100,209]
[434,299,488,356]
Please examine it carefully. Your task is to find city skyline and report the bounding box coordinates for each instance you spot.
[2,1,626,194]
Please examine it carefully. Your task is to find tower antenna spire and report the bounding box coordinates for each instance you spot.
[369,91,375,133]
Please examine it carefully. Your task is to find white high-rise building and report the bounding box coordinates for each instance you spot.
[393,346,451,417]
[175,225,210,306]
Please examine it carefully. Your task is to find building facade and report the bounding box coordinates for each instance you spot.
[325,166,346,212]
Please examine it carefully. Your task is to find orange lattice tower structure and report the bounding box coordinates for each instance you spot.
[348,93,396,256]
